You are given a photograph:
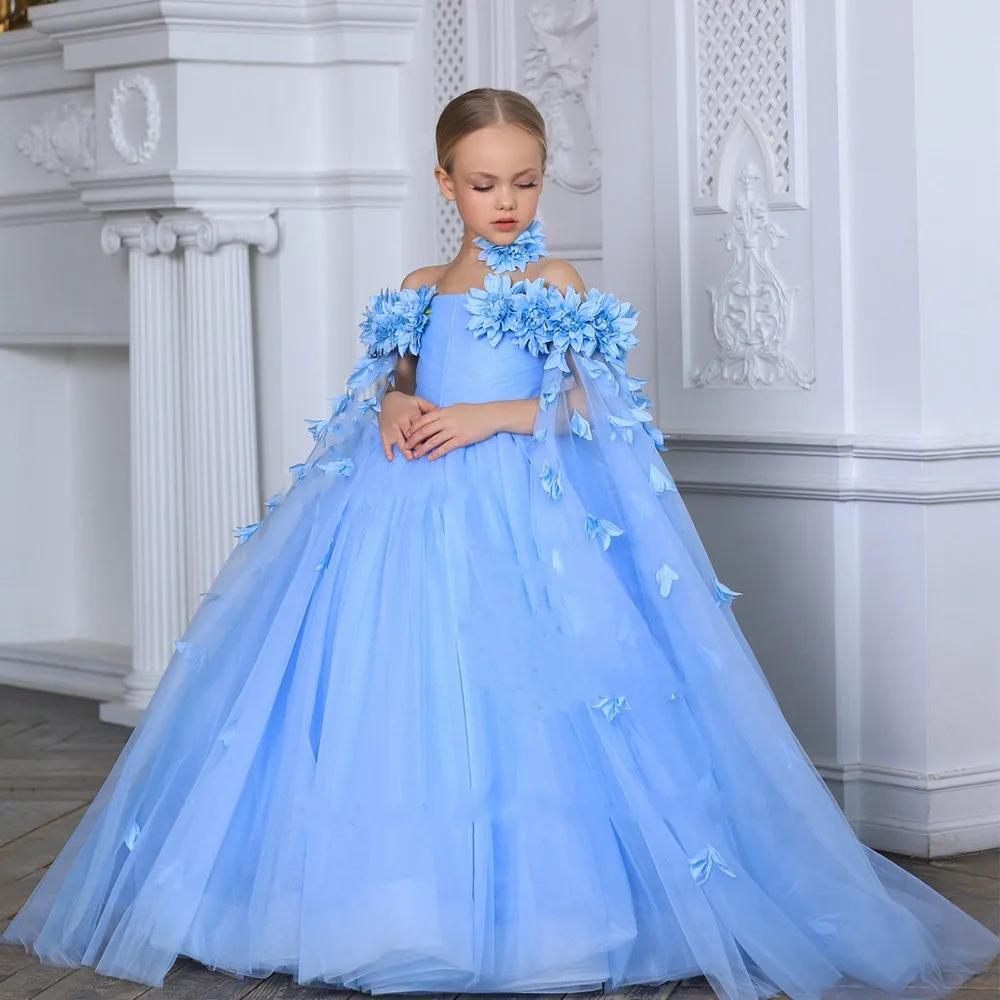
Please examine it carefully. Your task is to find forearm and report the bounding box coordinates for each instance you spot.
[488,397,540,436]
[389,354,418,396]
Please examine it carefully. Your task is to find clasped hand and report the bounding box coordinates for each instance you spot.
[378,391,499,462]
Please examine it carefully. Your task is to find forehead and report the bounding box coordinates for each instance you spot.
[451,123,544,173]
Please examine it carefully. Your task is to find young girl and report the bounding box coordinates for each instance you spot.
[5,89,998,1000]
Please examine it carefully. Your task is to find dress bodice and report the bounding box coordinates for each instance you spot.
[415,293,545,407]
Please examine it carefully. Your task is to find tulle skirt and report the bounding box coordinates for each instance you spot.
[5,349,999,999]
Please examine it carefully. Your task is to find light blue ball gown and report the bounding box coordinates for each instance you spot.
[5,220,998,999]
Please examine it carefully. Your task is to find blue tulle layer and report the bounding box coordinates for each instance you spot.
[5,294,998,999]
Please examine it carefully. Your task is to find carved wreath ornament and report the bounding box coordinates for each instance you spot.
[108,74,162,165]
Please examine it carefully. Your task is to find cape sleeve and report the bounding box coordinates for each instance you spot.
[525,283,760,682]
[231,284,435,546]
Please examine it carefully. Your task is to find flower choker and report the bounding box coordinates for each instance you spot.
[473,218,549,275]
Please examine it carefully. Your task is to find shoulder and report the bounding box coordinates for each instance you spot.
[538,257,587,296]
[401,264,446,291]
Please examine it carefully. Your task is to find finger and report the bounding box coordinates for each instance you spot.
[381,434,393,462]
[407,412,439,436]
[414,429,452,457]
[406,418,444,449]
[428,439,460,461]
[414,397,438,413]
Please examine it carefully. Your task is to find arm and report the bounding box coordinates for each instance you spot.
[376,267,441,460]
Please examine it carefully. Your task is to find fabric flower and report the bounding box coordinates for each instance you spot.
[539,461,563,500]
[656,563,679,597]
[714,578,742,606]
[570,410,593,440]
[688,844,737,884]
[546,285,596,356]
[511,277,554,355]
[305,414,339,444]
[586,515,624,550]
[233,522,260,544]
[591,695,631,721]
[608,414,636,443]
[316,456,355,478]
[359,285,435,357]
[649,464,676,495]
[579,289,639,362]
[467,273,522,347]
[473,218,549,274]
[264,492,284,512]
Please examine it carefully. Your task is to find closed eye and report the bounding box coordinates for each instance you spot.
[471,182,539,192]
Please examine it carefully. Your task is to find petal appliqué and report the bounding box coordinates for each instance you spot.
[585,515,624,551]
[570,410,593,440]
[688,844,737,885]
[656,563,679,597]
[591,695,632,721]
[539,461,563,500]
[649,464,676,495]
[714,578,742,606]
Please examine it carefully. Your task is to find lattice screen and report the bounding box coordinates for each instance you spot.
[696,0,792,200]
[433,0,467,262]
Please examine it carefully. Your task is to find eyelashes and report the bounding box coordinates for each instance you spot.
[471,182,539,192]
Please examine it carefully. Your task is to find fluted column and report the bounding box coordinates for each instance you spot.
[157,213,279,611]
[99,215,188,726]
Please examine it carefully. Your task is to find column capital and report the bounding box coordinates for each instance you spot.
[155,212,279,255]
[101,214,159,255]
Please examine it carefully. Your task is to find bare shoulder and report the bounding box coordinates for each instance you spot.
[401,264,446,291]
[539,258,587,296]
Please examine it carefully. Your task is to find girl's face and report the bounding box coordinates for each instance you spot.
[436,122,544,246]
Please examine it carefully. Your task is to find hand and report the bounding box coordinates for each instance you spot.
[377,391,437,461]
[404,403,501,460]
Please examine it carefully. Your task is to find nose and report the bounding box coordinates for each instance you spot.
[496,186,516,210]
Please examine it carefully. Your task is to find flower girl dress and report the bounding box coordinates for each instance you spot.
[5,221,999,999]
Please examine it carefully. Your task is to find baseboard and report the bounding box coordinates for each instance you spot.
[0,639,130,702]
[816,758,1000,858]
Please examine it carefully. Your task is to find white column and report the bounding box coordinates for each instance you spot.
[157,213,278,611]
[99,215,188,727]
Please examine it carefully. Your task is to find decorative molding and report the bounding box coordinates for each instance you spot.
[692,164,813,390]
[28,0,424,69]
[663,433,1000,503]
[155,213,279,255]
[101,214,159,255]
[694,0,806,210]
[17,102,96,177]
[523,0,600,193]
[74,168,409,212]
[108,73,161,165]
[0,189,92,225]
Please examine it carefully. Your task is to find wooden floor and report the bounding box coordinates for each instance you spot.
[0,686,996,1000]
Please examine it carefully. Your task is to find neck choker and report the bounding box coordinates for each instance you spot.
[473,218,549,275]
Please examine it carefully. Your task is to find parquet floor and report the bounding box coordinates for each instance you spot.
[0,685,996,1000]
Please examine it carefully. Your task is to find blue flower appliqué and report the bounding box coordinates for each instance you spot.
[467,273,521,347]
[359,284,436,358]
[473,218,549,274]
[688,844,737,885]
[591,695,631,721]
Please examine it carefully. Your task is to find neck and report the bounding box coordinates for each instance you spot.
[457,228,488,263]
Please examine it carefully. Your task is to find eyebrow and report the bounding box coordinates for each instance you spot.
[468,168,539,180]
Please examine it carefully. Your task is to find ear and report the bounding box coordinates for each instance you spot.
[434,165,456,203]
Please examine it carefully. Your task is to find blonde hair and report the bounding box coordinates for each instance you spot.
[436,88,547,174]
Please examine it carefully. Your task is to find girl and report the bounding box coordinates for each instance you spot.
[5,88,999,1000]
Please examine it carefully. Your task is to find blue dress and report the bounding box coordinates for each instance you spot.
[5,266,999,999]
